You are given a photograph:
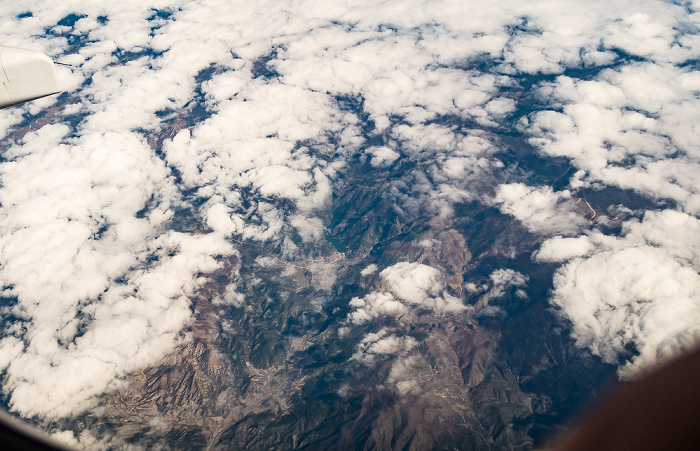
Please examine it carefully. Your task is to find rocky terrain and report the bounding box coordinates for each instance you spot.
[38,151,619,450]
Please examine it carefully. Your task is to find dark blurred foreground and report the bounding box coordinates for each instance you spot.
[548,347,700,451]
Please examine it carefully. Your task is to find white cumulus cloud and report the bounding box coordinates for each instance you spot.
[546,210,700,378]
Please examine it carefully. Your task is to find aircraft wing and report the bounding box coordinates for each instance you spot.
[0,46,61,109]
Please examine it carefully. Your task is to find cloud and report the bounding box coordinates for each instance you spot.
[351,329,418,365]
[217,283,245,308]
[380,262,468,314]
[348,292,410,325]
[367,146,400,168]
[387,355,422,396]
[0,0,699,427]
[360,264,378,276]
[476,305,506,319]
[604,13,692,63]
[379,263,443,305]
[489,269,529,299]
[0,102,233,418]
[348,263,468,327]
[545,210,700,378]
[534,236,595,262]
[289,215,325,243]
[494,183,586,235]
[0,231,233,418]
[525,62,700,213]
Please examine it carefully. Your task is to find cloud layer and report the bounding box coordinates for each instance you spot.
[536,211,700,378]
[348,262,468,325]
[0,0,698,424]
